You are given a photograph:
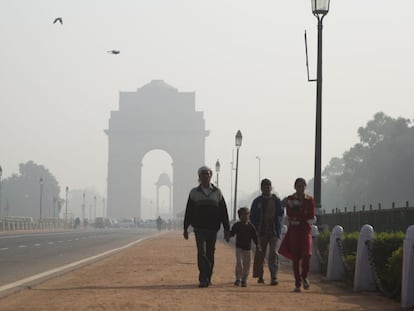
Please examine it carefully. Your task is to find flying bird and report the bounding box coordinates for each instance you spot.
[53,17,63,25]
[107,50,120,55]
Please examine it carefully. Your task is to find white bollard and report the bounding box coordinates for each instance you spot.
[354,224,375,291]
[401,225,414,308]
[327,225,345,280]
[310,225,319,272]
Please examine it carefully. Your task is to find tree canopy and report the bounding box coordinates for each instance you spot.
[1,161,61,218]
[312,112,414,211]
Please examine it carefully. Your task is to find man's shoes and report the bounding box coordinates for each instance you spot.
[270,278,279,286]
[198,282,208,288]
[302,278,310,290]
[293,286,301,292]
[241,280,247,287]
[257,277,265,284]
[234,280,241,286]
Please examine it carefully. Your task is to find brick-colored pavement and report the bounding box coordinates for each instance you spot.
[0,231,403,311]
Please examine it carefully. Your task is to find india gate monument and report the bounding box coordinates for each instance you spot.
[105,80,209,219]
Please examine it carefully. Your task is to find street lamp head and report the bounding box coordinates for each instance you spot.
[40,177,43,185]
[66,186,69,193]
[235,130,242,148]
[312,0,330,15]
[0,165,2,177]
[215,159,221,172]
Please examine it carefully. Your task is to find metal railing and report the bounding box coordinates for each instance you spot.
[319,202,414,232]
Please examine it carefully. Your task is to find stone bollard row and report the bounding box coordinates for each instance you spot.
[321,223,414,309]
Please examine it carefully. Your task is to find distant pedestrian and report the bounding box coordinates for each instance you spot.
[227,207,260,287]
[279,177,316,292]
[183,166,230,288]
[250,178,284,285]
[156,216,163,231]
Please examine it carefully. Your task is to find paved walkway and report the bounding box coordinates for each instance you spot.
[0,231,403,311]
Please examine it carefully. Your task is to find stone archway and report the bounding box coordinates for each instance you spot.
[105,80,209,219]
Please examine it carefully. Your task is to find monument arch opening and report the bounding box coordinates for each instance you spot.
[141,149,173,220]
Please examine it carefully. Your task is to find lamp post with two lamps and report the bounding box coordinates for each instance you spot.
[233,130,242,222]
[215,159,221,189]
[310,0,330,210]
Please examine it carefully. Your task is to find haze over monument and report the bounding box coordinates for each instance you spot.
[1,1,413,219]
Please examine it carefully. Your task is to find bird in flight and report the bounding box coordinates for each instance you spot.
[107,50,120,55]
[53,17,63,25]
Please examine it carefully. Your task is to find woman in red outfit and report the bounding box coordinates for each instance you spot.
[279,178,315,292]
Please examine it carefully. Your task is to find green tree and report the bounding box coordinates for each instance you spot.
[1,161,61,218]
[321,112,414,211]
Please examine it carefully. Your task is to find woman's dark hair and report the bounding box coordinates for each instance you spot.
[294,177,307,187]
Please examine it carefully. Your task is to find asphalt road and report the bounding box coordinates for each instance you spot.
[0,228,158,287]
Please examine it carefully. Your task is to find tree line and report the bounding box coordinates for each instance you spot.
[308,112,414,211]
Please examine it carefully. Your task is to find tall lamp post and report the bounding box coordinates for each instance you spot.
[94,195,97,221]
[255,156,261,191]
[82,192,86,223]
[233,130,242,221]
[311,0,330,210]
[0,165,2,217]
[229,150,235,211]
[39,177,44,221]
[215,159,221,188]
[65,186,69,225]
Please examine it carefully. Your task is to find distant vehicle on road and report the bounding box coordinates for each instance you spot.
[111,218,136,229]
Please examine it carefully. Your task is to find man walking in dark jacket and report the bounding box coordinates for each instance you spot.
[250,178,284,285]
[183,166,230,288]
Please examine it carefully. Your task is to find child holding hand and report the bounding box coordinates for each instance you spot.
[227,207,260,287]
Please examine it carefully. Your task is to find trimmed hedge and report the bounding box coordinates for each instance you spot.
[315,230,404,299]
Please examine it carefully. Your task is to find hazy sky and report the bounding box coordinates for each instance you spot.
[1,1,413,219]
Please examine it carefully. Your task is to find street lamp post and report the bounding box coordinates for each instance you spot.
[215,159,221,188]
[0,165,2,217]
[65,186,69,225]
[53,196,56,227]
[311,0,330,210]
[94,196,97,221]
[233,130,242,221]
[229,150,235,211]
[39,177,44,222]
[255,156,261,191]
[82,192,86,223]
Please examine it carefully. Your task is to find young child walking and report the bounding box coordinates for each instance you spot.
[227,207,260,287]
